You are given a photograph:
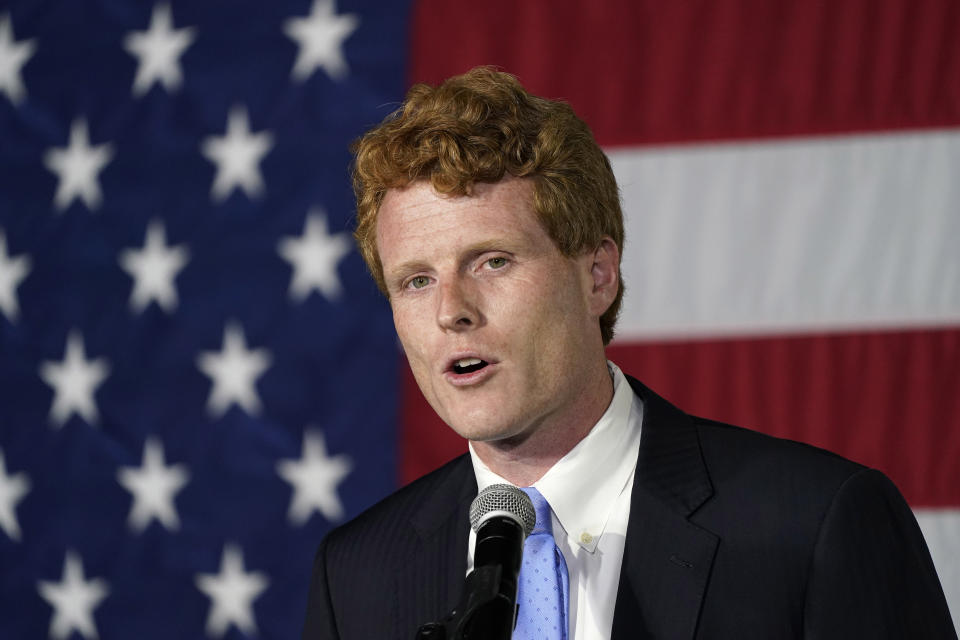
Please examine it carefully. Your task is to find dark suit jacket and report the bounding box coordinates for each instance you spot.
[302,377,955,639]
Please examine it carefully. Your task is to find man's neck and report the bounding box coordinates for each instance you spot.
[470,360,615,486]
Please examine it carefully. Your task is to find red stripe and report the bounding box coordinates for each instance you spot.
[399,327,960,507]
[409,0,960,146]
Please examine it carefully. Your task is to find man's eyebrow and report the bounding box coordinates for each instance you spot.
[384,259,431,283]
[463,239,511,255]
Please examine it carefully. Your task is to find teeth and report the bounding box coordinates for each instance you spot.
[457,358,482,367]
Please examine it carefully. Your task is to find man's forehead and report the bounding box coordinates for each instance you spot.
[374,178,551,277]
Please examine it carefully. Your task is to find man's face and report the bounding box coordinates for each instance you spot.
[376,178,606,446]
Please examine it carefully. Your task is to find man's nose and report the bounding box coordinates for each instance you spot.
[436,278,482,331]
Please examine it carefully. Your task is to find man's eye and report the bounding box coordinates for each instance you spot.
[487,257,508,269]
[408,275,431,289]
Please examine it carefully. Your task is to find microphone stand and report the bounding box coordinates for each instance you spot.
[415,518,523,640]
[414,564,514,640]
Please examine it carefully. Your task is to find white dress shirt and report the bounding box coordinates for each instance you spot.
[467,361,643,640]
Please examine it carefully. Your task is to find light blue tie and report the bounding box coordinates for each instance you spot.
[514,487,569,640]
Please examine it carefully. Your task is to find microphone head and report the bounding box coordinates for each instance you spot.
[469,483,536,536]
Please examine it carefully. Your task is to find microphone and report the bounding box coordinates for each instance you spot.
[465,484,537,638]
[415,484,535,640]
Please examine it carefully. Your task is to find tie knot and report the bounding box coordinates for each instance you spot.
[521,487,553,536]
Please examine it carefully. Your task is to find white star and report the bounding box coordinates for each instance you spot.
[37,551,109,640]
[200,105,274,203]
[0,449,30,541]
[278,210,351,302]
[0,12,36,105]
[43,118,114,212]
[0,228,30,323]
[284,0,359,81]
[196,322,272,418]
[117,437,190,533]
[123,3,196,97]
[195,544,269,638]
[119,219,189,314]
[38,330,110,428]
[277,429,352,525]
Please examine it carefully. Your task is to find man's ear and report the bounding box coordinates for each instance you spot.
[588,237,619,317]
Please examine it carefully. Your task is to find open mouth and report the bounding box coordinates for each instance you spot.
[451,357,489,375]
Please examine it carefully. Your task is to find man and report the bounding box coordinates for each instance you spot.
[302,68,955,639]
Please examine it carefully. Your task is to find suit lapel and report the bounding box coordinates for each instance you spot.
[612,378,719,640]
[398,456,477,633]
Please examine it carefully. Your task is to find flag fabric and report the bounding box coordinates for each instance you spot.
[0,1,408,638]
[401,0,960,633]
[2,1,958,639]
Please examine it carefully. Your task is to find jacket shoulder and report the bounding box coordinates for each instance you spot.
[694,415,865,482]
[692,416,876,532]
[324,452,474,563]
[303,454,475,639]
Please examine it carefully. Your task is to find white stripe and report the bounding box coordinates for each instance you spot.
[915,508,960,634]
[608,130,960,340]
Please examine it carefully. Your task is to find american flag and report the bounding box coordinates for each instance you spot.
[1,1,958,639]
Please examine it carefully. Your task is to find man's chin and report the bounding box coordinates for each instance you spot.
[431,396,529,442]
[448,419,531,448]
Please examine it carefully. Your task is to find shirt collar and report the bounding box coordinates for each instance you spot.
[469,361,643,553]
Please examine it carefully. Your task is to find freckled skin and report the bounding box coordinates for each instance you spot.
[376,178,618,484]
